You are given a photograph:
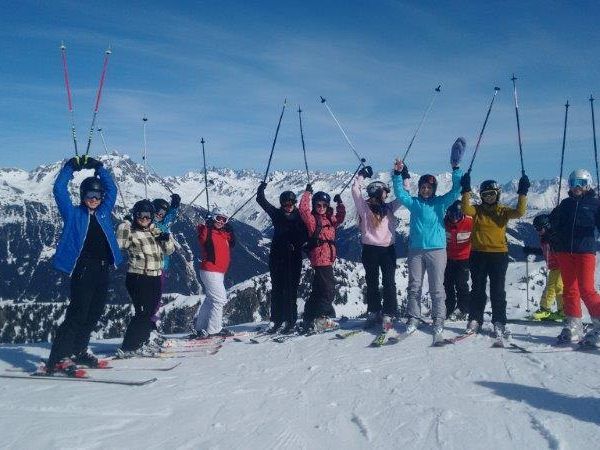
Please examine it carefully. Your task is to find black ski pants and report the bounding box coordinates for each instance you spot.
[303,266,335,324]
[361,244,398,316]
[468,251,509,325]
[121,273,162,351]
[269,251,303,325]
[444,258,470,317]
[48,258,110,367]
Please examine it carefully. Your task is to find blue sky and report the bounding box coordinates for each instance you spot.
[1,0,599,182]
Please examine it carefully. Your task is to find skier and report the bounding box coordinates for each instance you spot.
[444,199,473,320]
[351,165,401,331]
[298,184,346,333]
[460,171,529,339]
[116,199,175,357]
[192,207,236,338]
[522,214,564,322]
[256,182,308,334]
[550,169,600,346]
[392,140,463,345]
[46,156,122,375]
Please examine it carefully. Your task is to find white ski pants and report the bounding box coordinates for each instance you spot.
[195,270,228,334]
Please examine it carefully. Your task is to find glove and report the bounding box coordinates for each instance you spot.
[400,164,410,180]
[170,193,181,209]
[450,137,466,167]
[123,214,133,224]
[205,217,215,228]
[460,172,471,193]
[333,194,342,204]
[358,166,373,179]
[257,181,267,193]
[517,174,530,195]
[306,183,313,193]
[83,156,103,170]
[156,232,170,242]
[65,157,81,171]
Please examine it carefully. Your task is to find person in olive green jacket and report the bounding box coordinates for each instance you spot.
[460,172,529,338]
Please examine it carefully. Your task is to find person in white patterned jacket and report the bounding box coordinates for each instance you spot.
[115,199,175,357]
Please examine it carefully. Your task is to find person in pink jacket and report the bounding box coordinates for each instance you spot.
[298,184,346,333]
[351,165,401,331]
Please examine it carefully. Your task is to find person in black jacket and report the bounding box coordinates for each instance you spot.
[550,169,600,347]
[257,182,308,334]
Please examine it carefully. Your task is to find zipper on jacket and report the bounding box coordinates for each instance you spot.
[570,200,579,254]
[70,211,91,276]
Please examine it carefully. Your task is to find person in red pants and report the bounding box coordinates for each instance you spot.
[550,169,600,346]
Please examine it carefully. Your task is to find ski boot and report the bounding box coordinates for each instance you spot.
[580,318,600,349]
[280,321,297,334]
[314,317,339,333]
[532,308,552,321]
[72,349,110,369]
[266,322,284,334]
[556,316,583,345]
[382,315,394,332]
[363,311,382,330]
[465,319,480,335]
[406,317,421,334]
[432,318,445,346]
[548,310,565,322]
[43,358,87,378]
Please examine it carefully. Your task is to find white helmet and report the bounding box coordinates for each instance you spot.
[211,206,228,219]
[568,169,593,190]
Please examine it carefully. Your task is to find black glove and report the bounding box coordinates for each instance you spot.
[517,174,530,195]
[358,166,373,179]
[306,183,313,193]
[65,157,81,171]
[333,194,342,204]
[156,232,170,242]
[460,172,471,193]
[205,217,215,228]
[170,193,181,209]
[124,214,133,224]
[400,164,410,180]
[83,156,103,170]
[257,181,267,193]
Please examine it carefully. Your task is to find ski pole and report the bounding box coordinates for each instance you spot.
[338,159,366,196]
[557,101,570,205]
[402,84,442,162]
[320,96,366,168]
[228,193,256,221]
[590,95,599,195]
[179,180,215,219]
[298,106,310,184]
[466,87,501,174]
[142,116,149,199]
[525,255,530,313]
[84,46,112,157]
[60,42,79,157]
[262,99,287,183]
[97,127,128,212]
[201,137,210,212]
[511,74,526,176]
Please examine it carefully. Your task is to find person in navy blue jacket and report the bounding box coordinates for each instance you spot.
[46,156,123,375]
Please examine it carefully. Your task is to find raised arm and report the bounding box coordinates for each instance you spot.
[256,182,277,219]
[391,159,415,209]
[298,189,316,234]
[438,167,463,209]
[351,174,367,216]
[53,159,77,219]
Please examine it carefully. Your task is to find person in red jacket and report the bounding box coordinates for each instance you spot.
[444,200,473,319]
[298,184,346,333]
[192,207,236,338]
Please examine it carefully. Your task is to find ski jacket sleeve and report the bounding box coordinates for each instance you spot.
[116,221,132,250]
[333,202,346,228]
[437,168,463,210]
[503,195,527,219]
[461,192,477,217]
[197,223,208,245]
[256,185,278,219]
[392,173,415,209]
[351,175,367,216]
[162,206,178,230]
[299,190,316,234]
[95,166,117,215]
[53,163,76,220]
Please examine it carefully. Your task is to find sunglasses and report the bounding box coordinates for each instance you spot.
[84,191,103,201]
[569,178,589,188]
[136,212,153,220]
[315,202,328,209]
[481,191,497,198]
[215,215,228,223]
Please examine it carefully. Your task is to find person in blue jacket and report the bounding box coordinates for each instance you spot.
[391,138,464,344]
[46,156,123,375]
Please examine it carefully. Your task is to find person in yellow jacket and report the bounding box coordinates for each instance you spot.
[460,173,529,338]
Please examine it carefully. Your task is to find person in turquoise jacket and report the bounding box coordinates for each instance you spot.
[391,137,465,344]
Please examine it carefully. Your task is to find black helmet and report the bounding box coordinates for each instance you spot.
[479,179,501,202]
[312,191,331,209]
[131,199,155,218]
[79,176,104,203]
[418,174,438,195]
[279,191,297,205]
[152,198,170,213]
[446,200,463,222]
[366,181,390,199]
[533,214,551,232]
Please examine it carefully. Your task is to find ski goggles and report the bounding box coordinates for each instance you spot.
[84,191,103,201]
[569,178,589,188]
[480,190,498,198]
[155,209,167,218]
[215,215,228,223]
[135,212,153,220]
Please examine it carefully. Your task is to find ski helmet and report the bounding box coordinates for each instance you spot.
[79,176,104,203]
[568,169,593,190]
[152,198,170,214]
[211,206,228,221]
[446,200,463,222]
[532,214,551,232]
[131,199,155,220]
[418,174,437,195]
[279,191,297,205]
[311,191,331,209]
[366,181,390,199]
[479,179,501,202]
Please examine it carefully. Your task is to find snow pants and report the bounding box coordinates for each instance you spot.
[121,273,162,351]
[195,270,228,335]
[556,252,600,318]
[468,251,508,325]
[48,258,110,367]
[406,248,447,321]
[150,271,168,327]
[303,266,336,324]
[361,244,398,317]
[540,268,563,312]
[444,258,470,317]
[269,251,303,325]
